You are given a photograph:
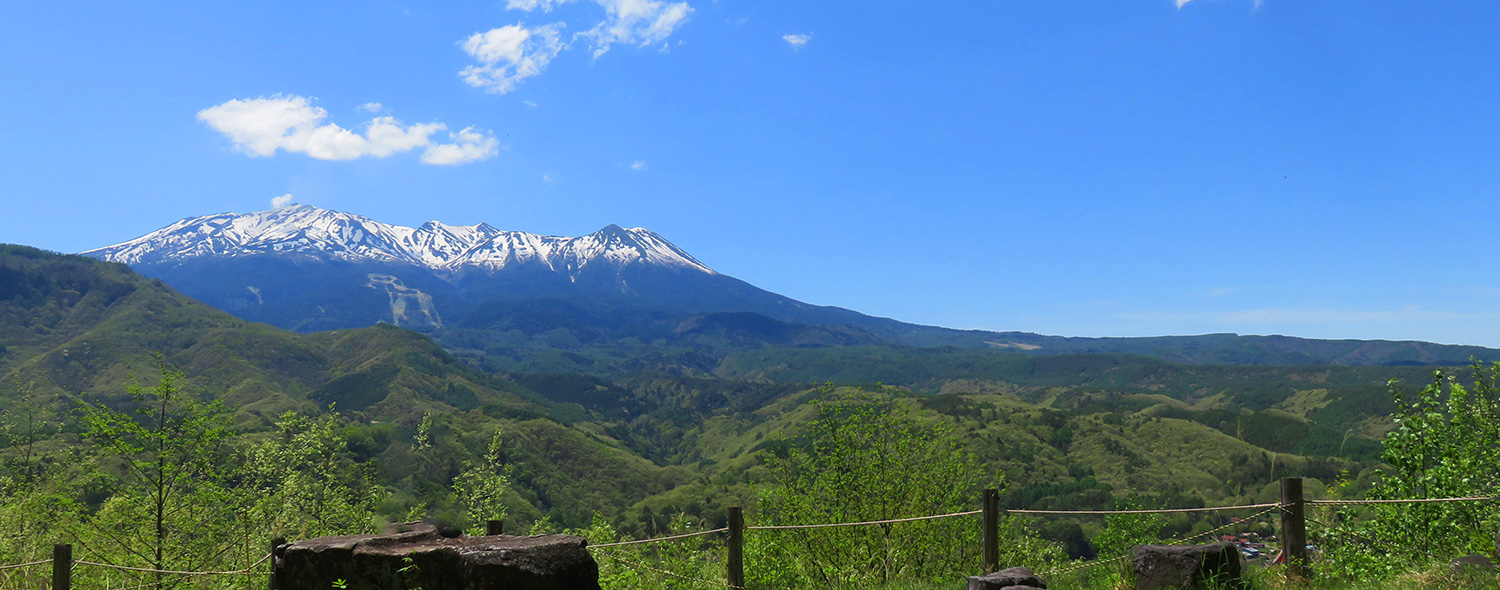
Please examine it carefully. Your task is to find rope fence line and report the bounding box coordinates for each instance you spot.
[1009,502,1279,516]
[1036,504,1282,578]
[73,553,273,577]
[591,528,728,548]
[745,509,982,531]
[594,549,740,589]
[0,559,50,571]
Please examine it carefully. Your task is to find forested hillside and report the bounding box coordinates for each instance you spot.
[0,244,1469,588]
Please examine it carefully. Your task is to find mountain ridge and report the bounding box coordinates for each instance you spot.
[83,204,715,276]
[75,207,1500,367]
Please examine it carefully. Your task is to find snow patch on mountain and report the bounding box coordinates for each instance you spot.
[83,204,716,276]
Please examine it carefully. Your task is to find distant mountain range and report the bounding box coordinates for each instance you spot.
[87,204,715,275]
[82,205,1500,367]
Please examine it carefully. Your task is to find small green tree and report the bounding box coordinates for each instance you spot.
[241,411,378,540]
[1092,504,1164,560]
[1371,365,1500,555]
[80,358,237,589]
[454,428,511,534]
[1,376,55,488]
[1089,499,1164,588]
[0,376,72,589]
[1317,363,1500,582]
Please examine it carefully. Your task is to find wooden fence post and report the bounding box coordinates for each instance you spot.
[486,520,504,536]
[270,537,285,590]
[1280,477,1309,578]
[982,488,999,574]
[727,506,744,589]
[52,544,71,590]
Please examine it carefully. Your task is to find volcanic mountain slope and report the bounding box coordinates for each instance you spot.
[81,205,855,334]
[83,205,1500,367]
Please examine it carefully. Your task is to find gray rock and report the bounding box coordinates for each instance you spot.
[966,566,1047,589]
[1131,543,1243,590]
[380,521,462,538]
[382,521,438,535]
[274,530,600,590]
[1452,554,1495,575]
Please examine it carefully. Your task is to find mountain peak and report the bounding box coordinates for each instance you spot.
[81,207,716,276]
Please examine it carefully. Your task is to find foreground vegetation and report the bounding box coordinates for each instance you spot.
[1,363,1497,589]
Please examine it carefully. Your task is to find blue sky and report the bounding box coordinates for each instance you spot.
[4,1,1500,346]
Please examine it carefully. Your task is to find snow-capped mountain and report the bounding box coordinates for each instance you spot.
[83,204,716,277]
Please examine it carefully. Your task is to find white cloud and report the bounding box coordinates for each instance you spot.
[1177,0,1264,9]
[783,33,811,48]
[578,0,693,58]
[459,23,566,94]
[543,173,558,183]
[198,95,498,165]
[271,194,295,208]
[630,160,647,171]
[468,0,693,94]
[420,127,501,165]
[358,102,384,113]
[507,0,568,10]
[523,100,539,108]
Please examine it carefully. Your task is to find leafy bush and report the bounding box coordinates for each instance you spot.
[1316,363,1500,582]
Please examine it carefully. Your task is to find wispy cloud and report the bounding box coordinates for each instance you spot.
[270,194,295,208]
[357,102,384,113]
[630,160,648,171]
[459,23,566,94]
[1177,0,1264,9]
[506,0,568,10]
[469,0,694,92]
[578,0,693,58]
[198,95,498,165]
[421,127,503,165]
[783,33,811,48]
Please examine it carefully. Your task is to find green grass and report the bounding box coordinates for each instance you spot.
[785,564,1500,590]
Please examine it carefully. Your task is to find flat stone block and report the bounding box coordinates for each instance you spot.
[274,526,600,590]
